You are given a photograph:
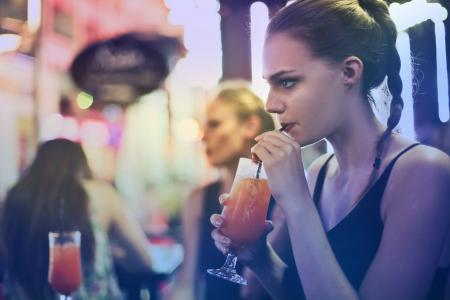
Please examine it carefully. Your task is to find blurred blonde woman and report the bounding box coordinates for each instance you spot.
[170,82,275,300]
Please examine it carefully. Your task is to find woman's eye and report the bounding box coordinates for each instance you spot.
[278,78,297,89]
[207,120,220,129]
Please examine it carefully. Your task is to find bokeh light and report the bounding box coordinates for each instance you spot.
[175,117,202,142]
[76,92,94,110]
[251,1,270,101]
[0,34,22,54]
[79,119,110,148]
[40,113,63,141]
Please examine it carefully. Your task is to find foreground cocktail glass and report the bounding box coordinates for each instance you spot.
[207,158,271,285]
[48,231,82,300]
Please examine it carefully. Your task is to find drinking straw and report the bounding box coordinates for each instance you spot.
[256,124,288,179]
[256,162,263,179]
[59,198,65,234]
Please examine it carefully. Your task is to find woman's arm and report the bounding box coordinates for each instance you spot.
[357,148,450,300]
[246,243,290,299]
[241,204,301,299]
[214,154,329,299]
[104,183,153,273]
[253,131,450,299]
[169,188,204,300]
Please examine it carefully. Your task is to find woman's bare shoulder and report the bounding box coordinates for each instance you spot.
[82,179,121,228]
[187,184,208,206]
[382,142,450,217]
[389,135,449,165]
[82,179,123,211]
[390,143,450,176]
[82,178,116,193]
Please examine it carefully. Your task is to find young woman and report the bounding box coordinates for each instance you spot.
[0,139,153,299]
[211,1,450,299]
[170,82,275,300]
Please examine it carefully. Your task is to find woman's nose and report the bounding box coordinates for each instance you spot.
[201,129,208,142]
[265,90,285,114]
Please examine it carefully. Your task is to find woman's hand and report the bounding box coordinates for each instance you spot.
[251,130,308,205]
[210,194,273,266]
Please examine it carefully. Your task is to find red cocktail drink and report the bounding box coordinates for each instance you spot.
[48,231,82,297]
[222,178,271,244]
[207,158,270,285]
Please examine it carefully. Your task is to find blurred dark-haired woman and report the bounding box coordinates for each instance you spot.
[0,139,153,299]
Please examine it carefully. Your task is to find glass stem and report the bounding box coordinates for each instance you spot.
[222,253,238,272]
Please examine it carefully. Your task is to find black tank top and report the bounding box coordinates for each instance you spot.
[312,143,449,299]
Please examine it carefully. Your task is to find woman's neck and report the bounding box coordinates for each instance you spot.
[327,102,385,174]
[219,162,238,193]
[220,148,252,192]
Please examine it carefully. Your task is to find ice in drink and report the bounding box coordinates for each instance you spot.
[221,178,271,244]
[48,244,82,295]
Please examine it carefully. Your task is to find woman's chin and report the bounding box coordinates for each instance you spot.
[209,157,226,168]
[285,131,306,146]
[293,134,320,148]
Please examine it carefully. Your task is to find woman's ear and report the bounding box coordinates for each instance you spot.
[244,115,262,139]
[340,56,363,88]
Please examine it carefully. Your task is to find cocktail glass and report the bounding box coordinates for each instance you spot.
[207,158,271,285]
[48,231,82,300]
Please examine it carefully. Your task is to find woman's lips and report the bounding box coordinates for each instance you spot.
[280,123,295,133]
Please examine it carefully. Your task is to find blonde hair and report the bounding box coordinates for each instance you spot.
[210,81,275,135]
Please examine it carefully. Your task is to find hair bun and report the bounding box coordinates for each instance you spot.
[358,0,380,8]
[358,0,389,18]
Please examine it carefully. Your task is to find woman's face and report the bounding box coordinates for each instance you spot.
[203,100,250,167]
[263,33,348,146]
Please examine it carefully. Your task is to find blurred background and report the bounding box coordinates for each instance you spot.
[0,0,295,236]
[0,0,449,297]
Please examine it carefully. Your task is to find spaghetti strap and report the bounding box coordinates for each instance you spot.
[380,143,421,178]
[313,154,334,204]
[390,142,421,163]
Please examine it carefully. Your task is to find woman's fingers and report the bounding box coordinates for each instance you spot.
[218,193,230,206]
[256,130,296,144]
[210,219,273,262]
[252,139,298,164]
[264,220,274,234]
[253,138,281,156]
[210,214,224,228]
[214,241,229,255]
[211,228,231,245]
[258,132,300,152]
[211,229,231,254]
[252,131,301,166]
[252,152,261,163]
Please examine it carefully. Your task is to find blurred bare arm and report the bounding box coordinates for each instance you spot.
[106,183,153,273]
[168,188,204,300]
